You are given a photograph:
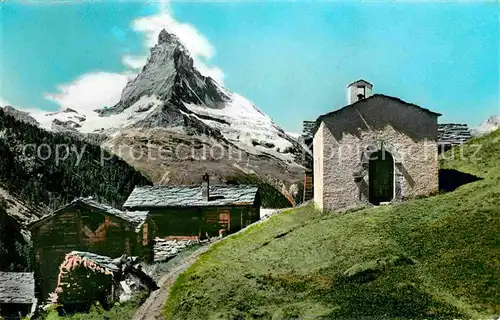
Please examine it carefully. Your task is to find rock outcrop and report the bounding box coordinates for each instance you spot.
[1,106,39,127]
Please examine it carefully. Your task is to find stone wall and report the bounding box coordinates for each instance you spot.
[153,238,198,262]
[313,122,325,210]
[315,95,439,211]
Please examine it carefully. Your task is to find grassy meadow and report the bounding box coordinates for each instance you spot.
[164,130,500,319]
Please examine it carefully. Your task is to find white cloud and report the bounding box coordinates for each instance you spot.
[122,55,148,70]
[125,12,224,84]
[44,72,130,112]
[135,13,215,59]
[195,62,225,86]
[0,97,46,117]
[0,97,10,106]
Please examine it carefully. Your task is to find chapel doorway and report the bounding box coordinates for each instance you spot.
[369,150,394,205]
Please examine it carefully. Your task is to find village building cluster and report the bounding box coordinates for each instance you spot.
[0,80,474,319]
[1,174,260,318]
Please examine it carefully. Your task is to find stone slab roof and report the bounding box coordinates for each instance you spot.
[302,120,316,139]
[312,94,442,136]
[29,197,149,232]
[0,272,35,304]
[66,251,120,273]
[438,123,472,146]
[76,198,149,231]
[123,185,259,208]
[347,79,373,88]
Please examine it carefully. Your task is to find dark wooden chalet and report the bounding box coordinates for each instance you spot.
[28,198,151,299]
[123,174,260,240]
[0,272,35,319]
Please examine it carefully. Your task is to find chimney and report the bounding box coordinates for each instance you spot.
[202,173,210,201]
[347,79,373,104]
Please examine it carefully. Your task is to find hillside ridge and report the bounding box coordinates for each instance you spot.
[163,129,500,319]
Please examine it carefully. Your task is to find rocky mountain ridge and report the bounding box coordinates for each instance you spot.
[0,108,152,221]
[1,106,40,127]
[12,29,309,195]
[99,30,307,166]
[471,115,499,136]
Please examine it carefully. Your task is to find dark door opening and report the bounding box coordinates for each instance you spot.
[369,150,394,205]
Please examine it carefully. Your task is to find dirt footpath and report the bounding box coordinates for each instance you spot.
[133,210,287,320]
[132,244,214,320]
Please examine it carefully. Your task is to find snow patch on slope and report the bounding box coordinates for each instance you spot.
[286,132,301,140]
[33,108,86,131]
[183,92,296,161]
[31,95,164,134]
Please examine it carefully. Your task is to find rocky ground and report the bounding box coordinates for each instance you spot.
[133,243,217,320]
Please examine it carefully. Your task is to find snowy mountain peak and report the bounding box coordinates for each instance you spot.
[62,108,79,114]
[101,26,220,117]
[486,114,499,125]
[472,114,500,136]
[24,28,309,167]
[158,28,179,45]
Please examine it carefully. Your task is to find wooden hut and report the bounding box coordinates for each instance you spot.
[50,251,117,309]
[50,251,158,310]
[28,198,151,299]
[123,174,260,240]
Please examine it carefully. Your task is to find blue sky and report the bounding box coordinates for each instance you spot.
[1,1,498,132]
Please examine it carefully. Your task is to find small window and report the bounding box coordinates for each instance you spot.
[142,223,149,245]
[218,209,230,231]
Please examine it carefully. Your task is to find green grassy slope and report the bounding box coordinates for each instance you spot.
[440,129,500,179]
[40,297,144,320]
[164,130,500,320]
